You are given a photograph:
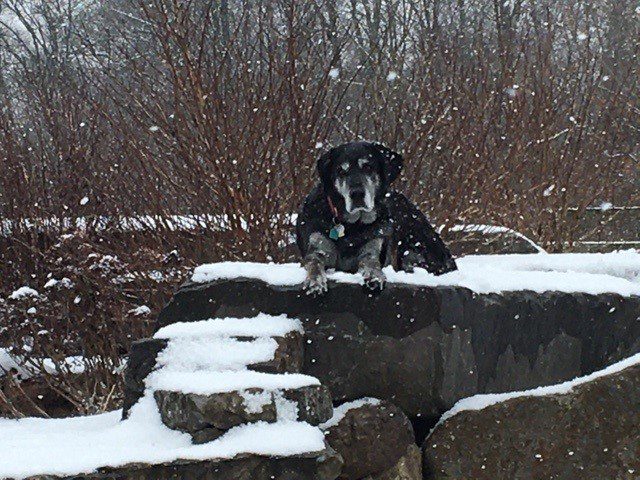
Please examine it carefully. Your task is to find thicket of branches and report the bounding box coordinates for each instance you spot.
[0,1,638,417]
[1,0,638,258]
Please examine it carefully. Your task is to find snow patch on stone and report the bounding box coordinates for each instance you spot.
[156,336,279,373]
[440,352,640,423]
[241,390,273,414]
[148,370,319,395]
[155,314,303,339]
[191,252,640,296]
[320,397,381,429]
[0,394,325,480]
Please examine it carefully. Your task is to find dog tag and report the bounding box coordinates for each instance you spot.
[329,223,345,240]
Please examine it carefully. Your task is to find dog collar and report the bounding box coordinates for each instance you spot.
[326,196,340,219]
[326,196,345,240]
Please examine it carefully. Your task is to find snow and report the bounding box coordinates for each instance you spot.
[0,350,102,378]
[148,370,319,395]
[9,286,39,299]
[320,397,381,429]
[439,352,640,424]
[128,305,151,316]
[191,251,640,296]
[155,314,303,339]
[155,336,280,372]
[0,395,325,480]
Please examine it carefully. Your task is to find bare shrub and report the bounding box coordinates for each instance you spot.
[0,0,638,417]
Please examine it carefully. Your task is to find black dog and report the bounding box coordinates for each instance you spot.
[296,141,456,294]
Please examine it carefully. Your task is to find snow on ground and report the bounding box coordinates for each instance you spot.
[191,251,640,296]
[0,314,325,479]
[438,352,640,425]
[0,395,325,480]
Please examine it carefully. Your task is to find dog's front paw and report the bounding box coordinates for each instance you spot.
[360,267,386,291]
[303,270,328,296]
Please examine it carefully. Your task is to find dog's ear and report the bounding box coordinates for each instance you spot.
[317,147,337,190]
[372,143,403,184]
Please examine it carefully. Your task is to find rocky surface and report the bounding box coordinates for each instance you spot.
[364,445,422,480]
[24,448,344,480]
[322,399,419,479]
[423,362,640,480]
[156,277,640,429]
[155,385,333,443]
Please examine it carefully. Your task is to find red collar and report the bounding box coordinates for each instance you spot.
[327,196,340,220]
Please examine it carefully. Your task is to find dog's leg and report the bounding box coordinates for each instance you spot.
[303,232,337,295]
[358,238,386,291]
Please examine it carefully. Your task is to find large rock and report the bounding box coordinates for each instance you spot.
[322,399,418,479]
[155,278,640,431]
[364,445,422,480]
[423,362,640,480]
[155,385,333,443]
[25,448,343,480]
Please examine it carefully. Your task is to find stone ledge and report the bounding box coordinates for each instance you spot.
[155,277,640,431]
[155,384,333,443]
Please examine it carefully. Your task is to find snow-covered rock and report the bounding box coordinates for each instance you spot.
[158,257,640,425]
[423,354,640,479]
[190,251,640,296]
[0,314,340,480]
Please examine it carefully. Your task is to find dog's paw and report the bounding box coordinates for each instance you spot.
[360,267,386,291]
[303,271,328,296]
[433,257,457,276]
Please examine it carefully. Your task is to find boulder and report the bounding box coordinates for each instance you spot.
[25,448,343,480]
[322,399,418,479]
[155,277,640,431]
[155,385,333,443]
[363,445,422,480]
[423,362,640,480]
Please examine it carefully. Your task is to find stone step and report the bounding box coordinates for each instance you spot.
[154,378,332,443]
[122,316,305,418]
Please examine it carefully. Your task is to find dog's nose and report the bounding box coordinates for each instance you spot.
[351,189,365,203]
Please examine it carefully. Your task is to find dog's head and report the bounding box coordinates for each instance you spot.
[317,141,403,223]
